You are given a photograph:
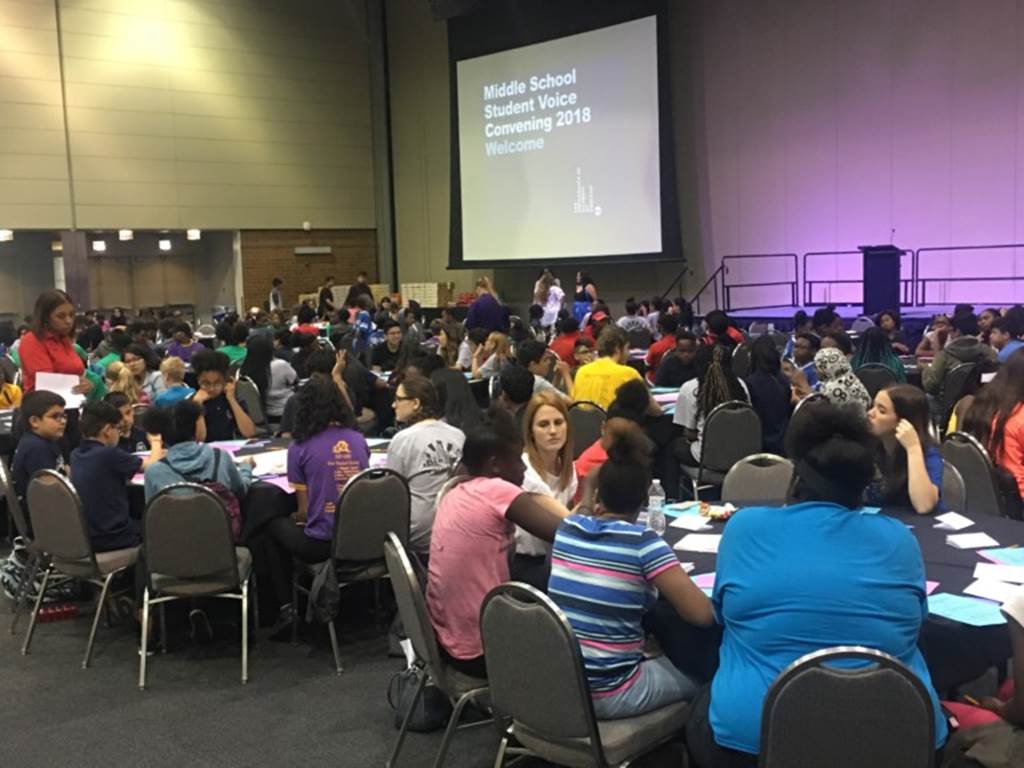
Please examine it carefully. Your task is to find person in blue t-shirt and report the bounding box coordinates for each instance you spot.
[866,384,943,514]
[686,399,948,767]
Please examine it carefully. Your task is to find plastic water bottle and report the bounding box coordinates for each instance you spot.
[647,480,667,535]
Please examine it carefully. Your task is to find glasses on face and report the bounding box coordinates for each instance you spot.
[46,412,68,422]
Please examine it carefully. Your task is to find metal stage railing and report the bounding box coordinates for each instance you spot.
[915,243,1024,306]
[689,253,799,313]
[802,250,915,307]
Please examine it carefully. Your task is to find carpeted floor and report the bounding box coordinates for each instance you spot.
[0,589,518,768]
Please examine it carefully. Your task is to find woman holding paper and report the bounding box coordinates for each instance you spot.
[866,384,943,514]
[19,289,99,397]
[686,399,947,767]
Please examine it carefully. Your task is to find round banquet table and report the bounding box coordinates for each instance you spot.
[647,505,1020,693]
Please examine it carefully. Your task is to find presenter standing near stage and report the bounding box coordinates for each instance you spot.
[573,271,598,323]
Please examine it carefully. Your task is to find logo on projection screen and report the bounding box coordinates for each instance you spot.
[573,166,601,217]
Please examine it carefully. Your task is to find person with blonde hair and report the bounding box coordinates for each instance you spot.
[470,331,511,379]
[105,360,144,405]
[512,391,578,588]
[466,275,509,333]
[154,356,195,408]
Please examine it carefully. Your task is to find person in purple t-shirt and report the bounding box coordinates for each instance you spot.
[264,376,369,629]
[164,322,203,364]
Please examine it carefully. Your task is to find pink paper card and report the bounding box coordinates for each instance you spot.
[926,581,939,595]
[260,475,296,495]
[692,572,716,589]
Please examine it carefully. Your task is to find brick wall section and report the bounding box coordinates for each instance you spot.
[240,229,378,311]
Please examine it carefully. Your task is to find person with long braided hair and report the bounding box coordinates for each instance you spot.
[671,344,749,467]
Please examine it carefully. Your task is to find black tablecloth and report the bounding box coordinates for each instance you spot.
[650,506,1020,692]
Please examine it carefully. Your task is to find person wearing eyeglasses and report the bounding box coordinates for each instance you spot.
[11,390,67,500]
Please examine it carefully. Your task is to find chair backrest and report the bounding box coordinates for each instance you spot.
[0,455,30,541]
[26,470,97,574]
[941,432,1004,517]
[196,323,216,337]
[332,468,411,561]
[567,401,607,460]
[144,483,239,585]
[234,376,266,427]
[854,364,898,401]
[383,533,447,685]
[732,344,752,379]
[480,583,604,760]
[760,646,935,768]
[940,363,979,424]
[721,454,794,506]
[851,316,876,334]
[791,392,825,418]
[941,458,966,513]
[701,401,762,474]
[627,327,652,349]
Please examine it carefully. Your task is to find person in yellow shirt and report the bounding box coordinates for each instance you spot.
[573,327,643,410]
[0,365,21,409]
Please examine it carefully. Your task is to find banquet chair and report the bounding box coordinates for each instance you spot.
[683,401,762,501]
[568,401,607,460]
[383,532,489,768]
[942,432,1010,518]
[292,468,410,673]
[1,456,47,636]
[22,470,139,668]
[233,376,269,435]
[854,364,899,401]
[731,344,751,379]
[938,363,978,433]
[941,459,966,513]
[482,582,688,768]
[140,483,255,688]
[791,392,825,417]
[760,646,935,768]
[851,316,876,334]
[627,327,653,349]
[721,454,794,507]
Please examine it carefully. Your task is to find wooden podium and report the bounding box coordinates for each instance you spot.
[860,245,902,315]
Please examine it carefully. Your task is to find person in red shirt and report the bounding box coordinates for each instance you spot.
[702,309,745,348]
[19,289,91,396]
[548,317,582,366]
[645,314,678,383]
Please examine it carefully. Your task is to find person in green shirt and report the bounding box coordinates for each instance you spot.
[218,321,249,365]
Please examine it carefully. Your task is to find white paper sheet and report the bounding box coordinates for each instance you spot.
[35,372,84,409]
[963,579,1020,605]
[946,532,1000,549]
[672,534,722,553]
[973,563,1024,584]
[669,514,711,532]
[247,449,288,477]
[933,511,975,531]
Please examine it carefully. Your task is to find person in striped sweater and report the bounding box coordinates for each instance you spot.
[548,421,713,720]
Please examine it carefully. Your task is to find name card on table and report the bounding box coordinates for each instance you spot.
[672,534,722,554]
[946,533,1000,550]
[980,548,1024,567]
[933,512,975,531]
[927,593,1006,627]
[670,514,711,532]
[974,563,1024,584]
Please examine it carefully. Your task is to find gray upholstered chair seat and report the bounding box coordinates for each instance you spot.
[439,664,489,702]
[512,700,688,768]
[295,558,388,583]
[151,547,251,596]
[53,546,140,578]
[682,465,725,485]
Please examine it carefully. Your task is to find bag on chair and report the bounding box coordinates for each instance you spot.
[387,664,452,732]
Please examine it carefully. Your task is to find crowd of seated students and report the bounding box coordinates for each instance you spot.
[10,280,1024,764]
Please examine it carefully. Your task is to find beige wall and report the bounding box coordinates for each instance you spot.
[0,0,375,230]
[385,0,483,294]
[0,0,74,228]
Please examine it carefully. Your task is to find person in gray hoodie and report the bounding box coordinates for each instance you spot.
[921,312,997,396]
[141,399,253,503]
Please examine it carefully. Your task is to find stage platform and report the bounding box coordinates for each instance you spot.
[724,304,956,340]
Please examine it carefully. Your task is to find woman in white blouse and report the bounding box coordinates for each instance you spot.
[512,390,578,589]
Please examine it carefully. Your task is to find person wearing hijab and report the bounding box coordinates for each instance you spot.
[814,347,871,413]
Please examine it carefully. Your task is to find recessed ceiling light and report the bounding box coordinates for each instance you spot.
[92,240,106,252]
[0,229,13,242]
[186,228,201,241]
[158,239,171,251]
[118,229,133,241]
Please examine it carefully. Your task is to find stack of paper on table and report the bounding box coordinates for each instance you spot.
[974,563,1024,583]
[963,579,1021,605]
[670,514,711,532]
[672,534,721,553]
[980,548,1024,567]
[247,449,288,477]
[927,593,1006,626]
[946,532,999,549]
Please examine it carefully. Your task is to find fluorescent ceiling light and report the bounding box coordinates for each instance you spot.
[158,239,171,251]
[186,228,201,241]
[0,229,12,242]
[92,240,106,252]
[119,229,133,241]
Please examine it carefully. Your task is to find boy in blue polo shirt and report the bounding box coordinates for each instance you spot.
[70,401,163,551]
[11,390,67,500]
